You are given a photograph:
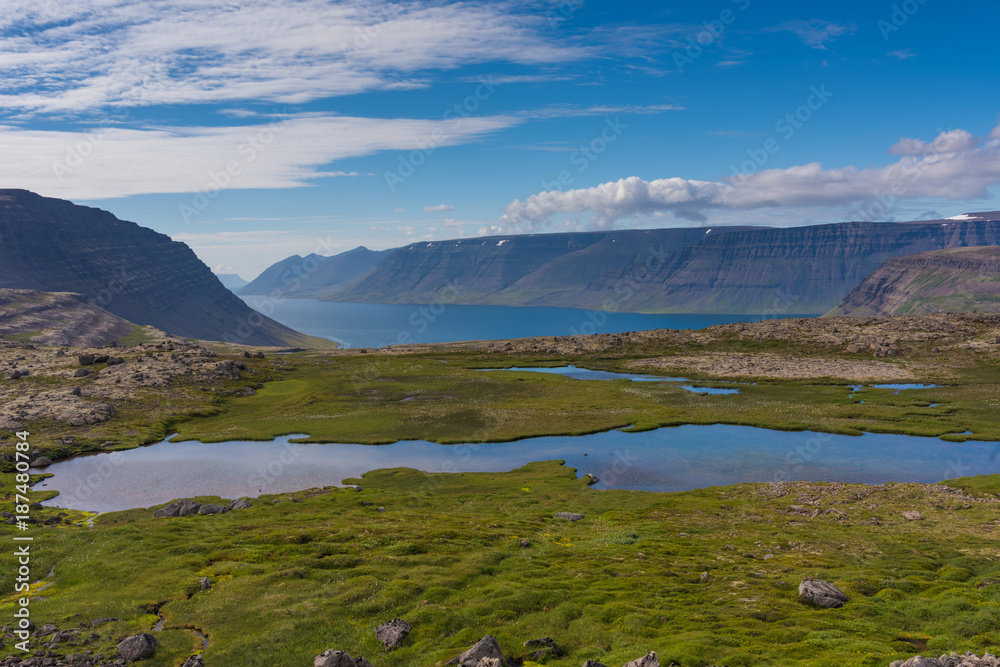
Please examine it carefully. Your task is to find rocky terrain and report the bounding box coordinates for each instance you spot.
[0,289,146,347]
[828,246,1000,317]
[273,215,1000,314]
[0,190,330,348]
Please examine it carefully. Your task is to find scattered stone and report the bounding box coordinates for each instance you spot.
[554,512,585,521]
[377,506,386,513]
[314,649,364,667]
[903,510,923,521]
[798,578,849,608]
[519,539,530,548]
[582,661,609,667]
[375,618,411,651]
[38,623,59,635]
[90,617,117,628]
[199,577,212,591]
[30,456,52,467]
[584,473,599,485]
[77,354,96,366]
[94,354,110,364]
[117,633,159,662]
[73,368,91,377]
[106,356,124,366]
[624,651,660,667]
[226,498,252,511]
[153,499,202,518]
[448,634,506,667]
[198,503,224,515]
[360,500,374,507]
[523,637,562,660]
[181,655,205,667]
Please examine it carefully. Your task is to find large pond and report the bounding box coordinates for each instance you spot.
[36,425,998,513]
[240,296,818,348]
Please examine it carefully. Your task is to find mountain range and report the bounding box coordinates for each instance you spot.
[249,214,1000,315]
[0,190,329,347]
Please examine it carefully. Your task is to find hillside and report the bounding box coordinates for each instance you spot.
[0,190,333,348]
[828,246,1000,316]
[312,216,1000,314]
[240,246,388,295]
[0,289,148,347]
[216,274,248,291]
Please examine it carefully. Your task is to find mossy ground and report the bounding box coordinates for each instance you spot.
[3,464,1000,666]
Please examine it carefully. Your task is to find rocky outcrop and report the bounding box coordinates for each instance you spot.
[313,649,373,667]
[828,246,1000,317]
[448,635,507,666]
[890,653,1000,666]
[0,190,327,347]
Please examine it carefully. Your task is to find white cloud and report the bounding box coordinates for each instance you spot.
[423,204,456,213]
[888,129,978,155]
[500,124,1000,230]
[394,206,405,213]
[0,0,586,113]
[766,19,856,49]
[887,48,917,60]
[0,113,519,199]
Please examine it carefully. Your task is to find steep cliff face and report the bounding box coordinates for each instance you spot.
[240,246,387,295]
[315,217,1000,314]
[827,246,1000,316]
[0,190,327,347]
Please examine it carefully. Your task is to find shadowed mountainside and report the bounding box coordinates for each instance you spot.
[0,190,332,347]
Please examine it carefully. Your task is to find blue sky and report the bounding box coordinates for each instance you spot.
[2,0,999,279]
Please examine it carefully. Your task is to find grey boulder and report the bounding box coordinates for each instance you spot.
[153,499,202,518]
[314,649,367,667]
[182,656,205,667]
[798,578,849,608]
[376,618,411,651]
[198,503,224,515]
[624,652,660,667]
[226,497,252,510]
[448,635,506,666]
[31,456,52,468]
[554,512,585,521]
[117,633,159,662]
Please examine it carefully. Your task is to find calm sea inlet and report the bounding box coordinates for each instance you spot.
[240,296,819,348]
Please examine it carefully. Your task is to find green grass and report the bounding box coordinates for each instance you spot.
[171,353,1000,446]
[3,464,1000,666]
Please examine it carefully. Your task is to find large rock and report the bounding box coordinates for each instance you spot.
[798,578,849,608]
[375,618,411,651]
[117,633,159,662]
[314,649,363,667]
[198,503,224,515]
[226,498,252,511]
[181,656,205,667]
[31,456,52,467]
[448,635,506,667]
[624,652,660,667]
[153,499,202,518]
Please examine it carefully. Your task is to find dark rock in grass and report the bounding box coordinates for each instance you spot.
[106,356,125,366]
[798,578,848,608]
[199,577,211,591]
[519,539,530,548]
[31,456,52,468]
[90,617,117,628]
[8,370,22,379]
[225,498,252,511]
[153,499,202,518]
[376,506,386,513]
[447,634,506,666]
[314,649,364,667]
[78,354,96,366]
[117,633,159,662]
[73,368,91,377]
[94,354,110,364]
[181,655,205,667]
[197,503,224,515]
[582,661,609,667]
[524,637,562,660]
[360,501,374,507]
[37,623,59,635]
[376,618,411,651]
[584,473,599,485]
[624,652,660,667]
[555,512,585,521]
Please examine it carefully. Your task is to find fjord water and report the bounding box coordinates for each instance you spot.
[241,296,817,348]
[37,425,999,513]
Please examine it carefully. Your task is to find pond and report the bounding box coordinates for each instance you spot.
[35,424,998,513]
[479,365,741,394]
